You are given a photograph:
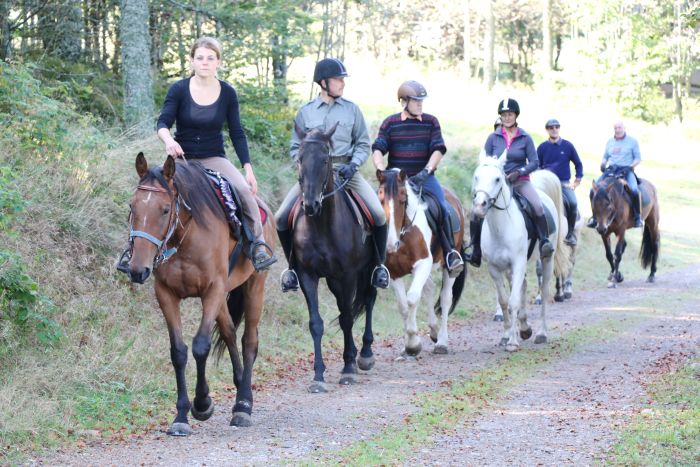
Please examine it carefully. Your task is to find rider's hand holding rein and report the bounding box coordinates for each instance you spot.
[158,128,185,158]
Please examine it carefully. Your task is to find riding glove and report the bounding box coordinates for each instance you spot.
[338,162,358,181]
[408,168,431,188]
[506,171,520,183]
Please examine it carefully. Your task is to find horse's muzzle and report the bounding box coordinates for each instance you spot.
[596,224,608,235]
[129,266,151,284]
[304,200,321,217]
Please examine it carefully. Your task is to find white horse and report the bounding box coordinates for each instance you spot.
[377,169,466,356]
[472,151,568,351]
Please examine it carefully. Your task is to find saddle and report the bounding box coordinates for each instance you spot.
[512,191,556,259]
[602,166,650,208]
[287,178,373,231]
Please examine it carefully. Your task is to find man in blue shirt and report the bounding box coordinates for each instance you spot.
[587,121,643,228]
[537,118,583,245]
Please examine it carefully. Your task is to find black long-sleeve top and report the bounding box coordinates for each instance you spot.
[156,77,251,165]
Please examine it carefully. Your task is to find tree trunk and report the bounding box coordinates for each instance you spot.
[121,0,154,135]
[483,0,495,89]
[463,0,470,78]
[0,0,11,61]
[542,0,552,71]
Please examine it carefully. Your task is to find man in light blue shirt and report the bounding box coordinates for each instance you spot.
[587,121,643,228]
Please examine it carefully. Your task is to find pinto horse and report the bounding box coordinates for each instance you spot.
[290,126,377,393]
[591,173,660,287]
[125,153,274,435]
[376,169,466,356]
[472,151,569,351]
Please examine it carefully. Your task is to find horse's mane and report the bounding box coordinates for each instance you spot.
[381,169,402,199]
[139,160,225,227]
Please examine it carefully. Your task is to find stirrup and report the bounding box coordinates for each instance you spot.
[445,250,464,278]
[250,240,277,272]
[540,240,554,258]
[116,248,131,274]
[564,231,577,246]
[586,217,597,228]
[371,264,390,289]
[633,216,643,228]
[280,269,299,292]
[462,246,481,267]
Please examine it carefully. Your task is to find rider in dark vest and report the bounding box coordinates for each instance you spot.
[275,58,390,292]
[464,98,554,267]
[370,80,464,277]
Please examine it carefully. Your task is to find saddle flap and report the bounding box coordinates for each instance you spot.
[419,191,460,235]
[513,191,556,238]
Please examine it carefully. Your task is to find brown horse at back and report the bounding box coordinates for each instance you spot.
[124,153,275,435]
[376,169,466,356]
[591,174,660,287]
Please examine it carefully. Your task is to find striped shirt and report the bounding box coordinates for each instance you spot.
[371,112,447,176]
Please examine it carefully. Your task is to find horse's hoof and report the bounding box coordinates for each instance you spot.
[564,292,572,299]
[493,314,504,322]
[433,344,448,355]
[190,401,214,421]
[429,331,438,343]
[534,335,547,344]
[607,272,614,281]
[616,273,624,283]
[308,382,328,393]
[505,343,519,352]
[607,282,617,289]
[404,342,422,357]
[647,276,655,283]
[534,297,542,305]
[357,355,375,371]
[554,294,565,303]
[498,337,509,347]
[339,373,358,385]
[167,422,192,437]
[230,412,252,427]
[519,327,533,340]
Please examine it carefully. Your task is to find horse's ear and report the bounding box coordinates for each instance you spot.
[294,122,305,140]
[163,155,176,181]
[478,148,488,165]
[398,169,406,182]
[592,179,598,193]
[376,169,384,182]
[325,121,340,139]
[136,152,148,179]
[497,149,508,167]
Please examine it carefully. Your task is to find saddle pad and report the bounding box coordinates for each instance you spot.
[514,191,556,237]
[421,191,461,235]
[287,189,371,229]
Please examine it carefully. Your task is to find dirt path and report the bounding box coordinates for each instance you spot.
[37,264,700,466]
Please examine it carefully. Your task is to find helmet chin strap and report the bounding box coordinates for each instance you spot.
[403,99,420,118]
[321,79,340,99]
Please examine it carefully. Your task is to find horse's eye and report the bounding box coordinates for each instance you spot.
[163,206,171,215]
[495,177,500,183]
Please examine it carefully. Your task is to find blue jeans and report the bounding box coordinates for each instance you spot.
[596,167,638,197]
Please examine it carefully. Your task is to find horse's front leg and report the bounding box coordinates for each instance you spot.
[534,258,544,304]
[358,285,377,371]
[336,279,359,385]
[612,235,627,284]
[488,265,510,346]
[506,264,527,352]
[390,277,421,356]
[298,270,326,393]
[154,283,192,436]
[433,269,455,354]
[535,257,554,344]
[602,234,615,283]
[190,286,226,423]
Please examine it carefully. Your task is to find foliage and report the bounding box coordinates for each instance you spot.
[0,166,25,229]
[0,251,62,347]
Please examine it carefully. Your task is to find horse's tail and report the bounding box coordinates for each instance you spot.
[531,170,572,278]
[434,265,467,316]
[212,285,245,363]
[639,188,660,269]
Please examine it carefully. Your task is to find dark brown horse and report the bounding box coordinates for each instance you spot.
[125,153,274,435]
[376,169,466,356]
[290,126,377,393]
[591,174,660,287]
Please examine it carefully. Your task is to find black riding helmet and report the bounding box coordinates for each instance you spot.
[497,98,520,116]
[313,58,349,85]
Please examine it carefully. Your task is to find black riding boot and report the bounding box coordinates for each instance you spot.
[536,213,554,258]
[463,217,483,267]
[631,193,643,228]
[116,246,131,274]
[586,188,597,228]
[439,218,464,278]
[371,224,390,289]
[277,229,298,292]
[564,202,578,246]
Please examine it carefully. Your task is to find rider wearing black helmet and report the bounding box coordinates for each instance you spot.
[371,80,464,277]
[275,57,390,292]
[464,98,554,267]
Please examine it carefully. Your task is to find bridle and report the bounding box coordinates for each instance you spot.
[472,171,511,212]
[129,183,189,269]
[298,138,349,209]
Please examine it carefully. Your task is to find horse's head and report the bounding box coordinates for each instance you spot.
[591,179,621,235]
[127,152,179,283]
[471,149,508,218]
[377,168,409,253]
[295,123,337,216]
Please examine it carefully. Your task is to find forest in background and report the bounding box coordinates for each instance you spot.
[0,0,699,461]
